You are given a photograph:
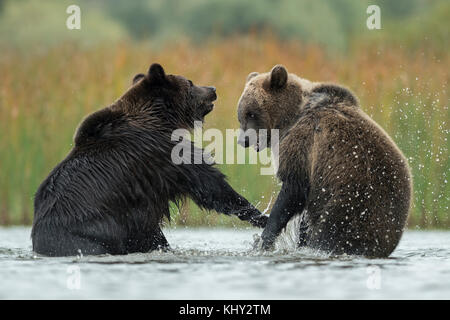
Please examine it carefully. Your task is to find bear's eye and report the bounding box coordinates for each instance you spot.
[247,112,256,120]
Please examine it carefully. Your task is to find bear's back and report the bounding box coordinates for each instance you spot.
[33,118,177,226]
[279,102,412,257]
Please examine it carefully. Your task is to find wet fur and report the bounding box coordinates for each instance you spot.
[239,66,412,257]
[32,64,266,257]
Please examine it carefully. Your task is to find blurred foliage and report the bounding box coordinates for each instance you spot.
[366,1,450,55]
[0,0,448,228]
[0,37,448,228]
[0,0,448,52]
[0,0,126,48]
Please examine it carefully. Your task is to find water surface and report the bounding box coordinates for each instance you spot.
[0,226,449,299]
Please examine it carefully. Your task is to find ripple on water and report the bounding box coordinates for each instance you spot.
[0,227,449,299]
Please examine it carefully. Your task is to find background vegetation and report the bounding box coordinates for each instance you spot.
[0,0,448,228]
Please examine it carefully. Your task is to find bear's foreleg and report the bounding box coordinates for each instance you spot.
[180,163,267,228]
[260,180,307,250]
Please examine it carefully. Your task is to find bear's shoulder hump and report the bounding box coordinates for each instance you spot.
[74,108,124,146]
[310,83,359,108]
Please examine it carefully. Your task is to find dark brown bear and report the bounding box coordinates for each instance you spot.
[237,65,412,257]
[32,63,267,257]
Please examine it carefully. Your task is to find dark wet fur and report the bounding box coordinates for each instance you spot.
[32,64,266,257]
[238,65,412,257]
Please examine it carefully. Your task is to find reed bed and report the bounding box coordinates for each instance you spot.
[0,37,448,228]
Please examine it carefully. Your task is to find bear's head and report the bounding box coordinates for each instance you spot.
[74,63,216,146]
[237,65,313,151]
[126,63,217,129]
[237,65,359,151]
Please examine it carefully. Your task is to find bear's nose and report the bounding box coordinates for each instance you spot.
[206,86,217,101]
[238,135,250,148]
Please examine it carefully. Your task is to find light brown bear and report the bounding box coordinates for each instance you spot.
[237,65,412,257]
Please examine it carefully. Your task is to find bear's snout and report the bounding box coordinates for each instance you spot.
[197,86,217,118]
[238,134,250,148]
[203,86,217,102]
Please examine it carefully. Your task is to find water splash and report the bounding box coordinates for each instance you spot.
[275,214,303,252]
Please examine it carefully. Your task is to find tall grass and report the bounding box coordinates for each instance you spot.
[0,37,448,228]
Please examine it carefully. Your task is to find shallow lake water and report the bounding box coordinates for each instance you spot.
[0,226,449,299]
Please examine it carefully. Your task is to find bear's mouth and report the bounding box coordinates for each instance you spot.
[201,103,214,118]
[253,133,269,152]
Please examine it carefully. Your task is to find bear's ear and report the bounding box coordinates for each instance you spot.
[132,73,145,85]
[246,72,259,83]
[269,64,288,89]
[147,63,166,84]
